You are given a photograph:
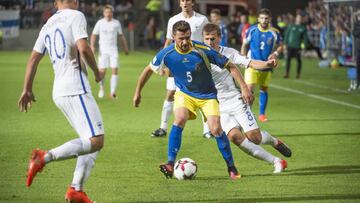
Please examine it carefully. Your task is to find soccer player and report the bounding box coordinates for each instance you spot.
[90,4,129,99]
[203,23,291,173]
[241,8,283,122]
[133,21,253,179]
[18,0,104,202]
[151,0,209,137]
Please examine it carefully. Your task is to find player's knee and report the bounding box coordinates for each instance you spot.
[90,135,104,151]
[246,131,261,145]
[228,129,245,145]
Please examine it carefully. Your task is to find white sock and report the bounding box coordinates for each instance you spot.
[202,117,210,135]
[160,100,173,130]
[71,151,99,191]
[46,138,92,162]
[260,130,277,146]
[110,75,118,95]
[239,138,276,163]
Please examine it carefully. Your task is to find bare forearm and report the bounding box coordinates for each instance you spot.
[249,60,268,70]
[90,35,96,49]
[120,35,129,53]
[23,51,42,91]
[227,63,247,89]
[241,43,249,56]
[135,66,153,95]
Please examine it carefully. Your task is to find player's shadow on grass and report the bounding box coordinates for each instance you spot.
[278,132,360,138]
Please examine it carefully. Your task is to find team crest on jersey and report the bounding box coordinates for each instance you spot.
[182,57,190,63]
[195,62,202,71]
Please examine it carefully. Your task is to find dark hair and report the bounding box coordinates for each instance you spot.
[259,8,272,17]
[210,8,221,16]
[172,20,191,35]
[202,23,220,36]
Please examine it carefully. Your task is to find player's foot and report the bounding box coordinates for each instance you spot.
[296,74,300,79]
[283,74,289,79]
[65,186,94,203]
[273,159,287,173]
[258,114,268,122]
[109,93,117,100]
[228,166,241,180]
[98,88,104,98]
[151,128,167,137]
[26,149,46,187]
[159,163,173,179]
[203,131,214,139]
[274,139,292,157]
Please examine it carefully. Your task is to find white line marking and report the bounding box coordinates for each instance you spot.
[292,80,350,94]
[270,84,360,110]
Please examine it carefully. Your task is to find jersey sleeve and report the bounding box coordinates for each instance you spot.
[149,48,168,74]
[243,27,253,45]
[92,21,100,35]
[231,51,251,68]
[33,28,46,54]
[206,47,229,69]
[166,18,173,40]
[117,21,123,35]
[72,12,88,42]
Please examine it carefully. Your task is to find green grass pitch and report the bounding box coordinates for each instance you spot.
[0,51,360,202]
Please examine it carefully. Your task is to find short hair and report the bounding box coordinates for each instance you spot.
[258,8,272,17]
[103,4,114,12]
[202,23,221,36]
[172,20,191,35]
[210,8,221,16]
[178,0,196,4]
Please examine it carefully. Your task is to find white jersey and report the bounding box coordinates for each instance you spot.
[33,9,91,99]
[210,46,251,103]
[92,18,123,53]
[166,11,208,42]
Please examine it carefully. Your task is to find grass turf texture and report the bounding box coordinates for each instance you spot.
[0,51,360,202]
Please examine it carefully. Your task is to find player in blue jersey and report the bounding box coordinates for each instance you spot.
[241,8,283,122]
[133,21,254,179]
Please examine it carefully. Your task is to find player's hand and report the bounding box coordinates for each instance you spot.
[95,72,104,83]
[18,91,36,112]
[124,51,129,55]
[268,52,278,60]
[241,87,254,106]
[266,59,278,68]
[133,93,141,107]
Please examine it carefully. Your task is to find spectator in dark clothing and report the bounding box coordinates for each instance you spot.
[307,23,324,60]
[353,12,360,89]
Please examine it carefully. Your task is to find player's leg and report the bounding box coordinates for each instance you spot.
[284,48,292,78]
[98,52,109,98]
[160,91,194,178]
[27,94,105,188]
[296,48,302,79]
[109,52,119,99]
[151,77,175,137]
[201,112,212,138]
[258,71,271,122]
[202,98,240,179]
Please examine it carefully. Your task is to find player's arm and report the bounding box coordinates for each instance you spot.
[268,42,283,60]
[90,34,97,53]
[133,65,153,107]
[18,51,43,112]
[240,41,249,56]
[232,51,277,69]
[225,62,254,105]
[119,34,129,55]
[76,38,102,82]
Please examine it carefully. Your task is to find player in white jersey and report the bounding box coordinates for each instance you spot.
[91,4,129,99]
[203,23,291,173]
[18,0,104,202]
[151,0,209,137]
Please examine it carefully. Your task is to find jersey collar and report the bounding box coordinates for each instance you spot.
[175,41,193,55]
[257,24,270,32]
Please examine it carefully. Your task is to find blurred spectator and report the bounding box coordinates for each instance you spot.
[227,14,240,48]
[248,9,257,25]
[210,8,228,46]
[144,16,158,49]
[306,22,324,59]
[236,14,250,48]
[352,12,360,89]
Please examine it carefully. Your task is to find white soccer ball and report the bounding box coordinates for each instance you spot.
[174,158,198,180]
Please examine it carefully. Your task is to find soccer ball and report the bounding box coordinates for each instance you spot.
[174,158,198,180]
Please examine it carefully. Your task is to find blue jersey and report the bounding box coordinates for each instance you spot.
[245,24,282,62]
[150,40,229,99]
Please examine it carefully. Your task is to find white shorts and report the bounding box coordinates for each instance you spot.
[166,77,176,91]
[220,96,259,135]
[98,52,119,69]
[54,93,105,138]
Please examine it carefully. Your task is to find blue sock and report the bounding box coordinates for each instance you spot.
[259,90,268,115]
[215,131,235,167]
[168,125,183,163]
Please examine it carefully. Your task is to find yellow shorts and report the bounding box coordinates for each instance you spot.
[244,68,272,87]
[174,91,220,120]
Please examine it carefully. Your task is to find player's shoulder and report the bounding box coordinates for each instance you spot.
[270,26,280,33]
[248,24,258,33]
[159,44,177,56]
[168,13,182,22]
[112,18,121,25]
[220,46,238,55]
[194,11,207,20]
[192,40,211,51]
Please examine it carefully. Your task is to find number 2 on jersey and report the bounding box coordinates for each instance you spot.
[260,41,265,50]
[45,28,66,64]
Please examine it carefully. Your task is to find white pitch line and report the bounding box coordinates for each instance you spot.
[270,84,360,110]
[292,80,351,94]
